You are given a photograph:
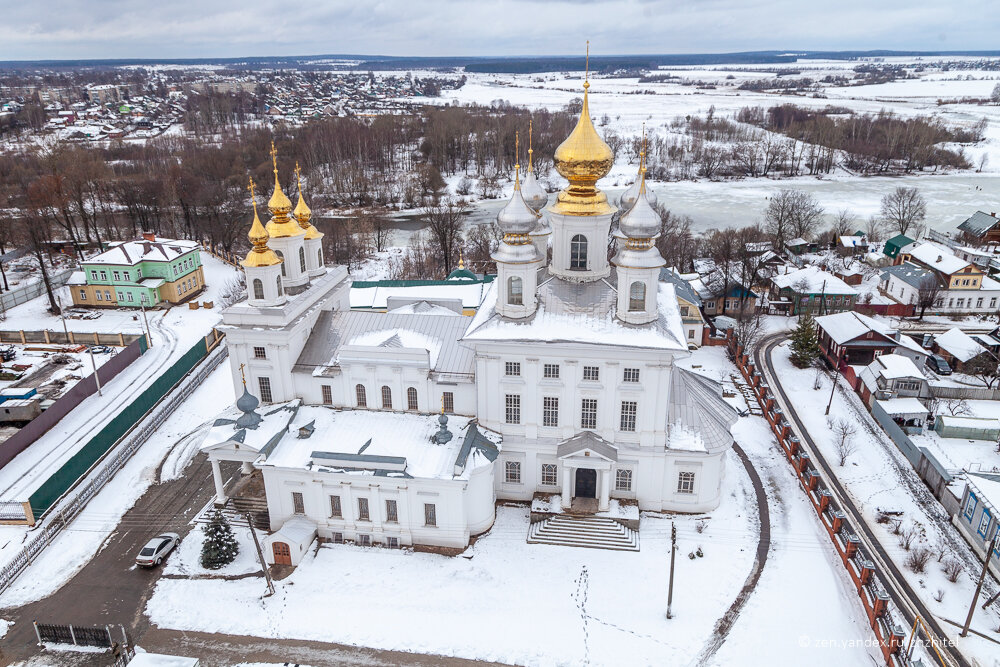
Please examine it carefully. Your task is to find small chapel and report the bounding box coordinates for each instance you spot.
[202,74,739,564]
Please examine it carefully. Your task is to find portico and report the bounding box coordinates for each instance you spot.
[557,432,617,512]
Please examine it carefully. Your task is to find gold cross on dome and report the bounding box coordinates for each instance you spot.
[294,161,303,191]
[238,362,247,388]
[270,140,279,175]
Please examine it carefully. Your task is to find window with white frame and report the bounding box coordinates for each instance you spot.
[628,281,646,311]
[321,385,332,405]
[978,510,992,538]
[964,494,978,520]
[253,346,266,359]
[381,385,392,409]
[357,497,370,521]
[620,401,637,432]
[79,289,87,300]
[253,279,264,300]
[504,460,521,484]
[541,463,558,486]
[581,398,597,429]
[677,471,696,494]
[113,271,120,281]
[96,290,103,301]
[407,386,418,411]
[385,499,398,523]
[505,361,521,376]
[442,391,454,413]
[505,394,521,424]
[583,366,600,381]
[624,367,640,383]
[387,536,399,548]
[258,376,273,403]
[543,363,560,379]
[424,503,437,527]
[895,380,920,392]
[543,396,559,427]
[355,384,367,408]
[291,491,305,514]
[615,469,633,491]
[570,234,588,270]
[507,276,523,306]
[358,534,371,546]
[329,495,342,517]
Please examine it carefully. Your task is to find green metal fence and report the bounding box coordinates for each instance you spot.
[27,332,219,517]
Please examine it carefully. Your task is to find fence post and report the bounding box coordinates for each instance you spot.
[69,332,75,344]
[20,330,26,344]
[33,620,41,646]
[43,330,50,344]
[118,333,124,346]
[68,624,77,646]
[21,501,35,527]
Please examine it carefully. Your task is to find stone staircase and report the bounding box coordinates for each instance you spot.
[527,514,640,552]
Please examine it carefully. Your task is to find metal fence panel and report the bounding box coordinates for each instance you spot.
[0,269,74,312]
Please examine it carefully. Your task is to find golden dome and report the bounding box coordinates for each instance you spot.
[242,181,282,268]
[264,142,305,238]
[551,81,614,216]
[293,162,324,241]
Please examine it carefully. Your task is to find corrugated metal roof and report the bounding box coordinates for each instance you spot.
[659,268,701,306]
[556,431,618,461]
[667,369,739,454]
[294,309,475,375]
[957,211,1000,237]
[880,263,937,289]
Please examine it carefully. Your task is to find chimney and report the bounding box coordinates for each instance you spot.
[937,255,942,263]
[141,231,155,242]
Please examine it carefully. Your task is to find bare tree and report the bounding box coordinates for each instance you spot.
[864,215,885,244]
[916,276,942,320]
[424,198,469,276]
[880,186,927,236]
[730,312,764,355]
[831,418,858,466]
[992,82,1000,103]
[943,398,971,416]
[942,558,962,583]
[764,189,824,250]
[964,353,1000,389]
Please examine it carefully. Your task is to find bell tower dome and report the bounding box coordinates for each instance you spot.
[241,177,287,308]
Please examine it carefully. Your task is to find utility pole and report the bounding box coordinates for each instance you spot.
[667,521,677,619]
[825,351,839,416]
[55,294,70,342]
[140,300,152,348]
[88,345,103,396]
[246,512,275,596]
[961,533,998,637]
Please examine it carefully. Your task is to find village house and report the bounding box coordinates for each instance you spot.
[770,266,857,316]
[858,354,931,407]
[957,210,1000,247]
[883,234,916,263]
[814,311,911,367]
[660,268,709,348]
[956,474,1000,579]
[932,327,994,374]
[879,244,1000,315]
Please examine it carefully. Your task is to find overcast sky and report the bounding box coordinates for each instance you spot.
[1,0,997,61]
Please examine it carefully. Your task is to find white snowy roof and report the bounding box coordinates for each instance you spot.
[67,270,86,285]
[968,473,1000,508]
[839,236,866,248]
[815,311,895,345]
[894,333,929,357]
[84,237,199,266]
[876,398,929,417]
[387,301,462,316]
[907,242,972,276]
[934,328,987,363]
[865,354,925,380]
[937,415,1000,430]
[771,266,857,295]
[351,283,487,309]
[464,277,688,352]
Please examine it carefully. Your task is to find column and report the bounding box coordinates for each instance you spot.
[241,461,253,474]
[211,458,227,505]
[561,466,572,509]
[599,468,611,512]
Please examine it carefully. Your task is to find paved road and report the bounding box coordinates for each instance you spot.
[757,332,968,667]
[0,455,500,667]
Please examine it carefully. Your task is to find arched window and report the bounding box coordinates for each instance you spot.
[299,246,306,273]
[629,281,646,312]
[275,250,285,277]
[355,384,367,408]
[570,234,588,270]
[276,275,283,296]
[252,278,264,300]
[508,276,523,306]
[407,387,418,411]
[317,248,323,267]
[381,386,392,409]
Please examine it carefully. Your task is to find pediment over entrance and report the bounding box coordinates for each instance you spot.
[556,431,618,462]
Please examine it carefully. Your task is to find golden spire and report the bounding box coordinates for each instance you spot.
[243,177,282,268]
[265,141,304,238]
[552,41,614,216]
[527,119,535,173]
[639,122,647,176]
[292,162,323,241]
[458,252,465,270]
[514,130,521,191]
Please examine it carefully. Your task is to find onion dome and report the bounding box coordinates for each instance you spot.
[551,69,614,215]
[618,172,661,243]
[242,180,281,268]
[293,163,324,241]
[497,166,538,238]
[521,120,548,212]
[619,175,658,212]
[265,142,305,238]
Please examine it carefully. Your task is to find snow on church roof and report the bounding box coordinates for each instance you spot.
[347,328,444,367]
[463,275,688,352]
[667,368,739,454]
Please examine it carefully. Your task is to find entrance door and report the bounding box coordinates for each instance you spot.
[575,468,597,498]
[272,541,291,565]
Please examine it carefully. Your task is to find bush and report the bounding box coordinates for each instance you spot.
[943,558,962,583]
[905,547,932,573]
[200,509,239,570]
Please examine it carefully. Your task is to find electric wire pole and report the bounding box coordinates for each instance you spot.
[667,521,677,619]
[246,512,275,596]
[961,533,998,637]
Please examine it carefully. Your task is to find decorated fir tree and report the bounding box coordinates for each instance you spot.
[200,509,239,570]
[789,313,821,369]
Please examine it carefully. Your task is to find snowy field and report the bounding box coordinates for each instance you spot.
[769,342,1000,664]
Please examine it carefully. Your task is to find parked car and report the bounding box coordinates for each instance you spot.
[0,346,15,362]
[925,354,952,376]
[135,533,181,567]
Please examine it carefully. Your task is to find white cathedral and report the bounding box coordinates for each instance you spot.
[203,87,738,564]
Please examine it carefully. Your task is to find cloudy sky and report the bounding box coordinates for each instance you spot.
[1,0,997,61]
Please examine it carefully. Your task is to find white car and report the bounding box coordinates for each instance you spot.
[135,533,181,567]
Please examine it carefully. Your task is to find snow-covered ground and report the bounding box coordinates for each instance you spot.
[162,522,261,578]
[769,341,1000,664]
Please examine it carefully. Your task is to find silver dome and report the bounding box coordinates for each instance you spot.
[497,186,538,236]
[520,168,548,212]
[619,183,662,239]
[529,214,552,237]
[618,174,658,212]
[492,240,543,264]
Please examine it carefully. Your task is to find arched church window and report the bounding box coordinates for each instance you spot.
[570,235,588,270]
[276,275,283,296]
[381,386,393,410]
[355,384,367,408]
[629,281,646,312]
[299,246,306,273]
[508,276,523,306]
[275,250,286,277]
[252,278,264,300]
[407,387,418,411]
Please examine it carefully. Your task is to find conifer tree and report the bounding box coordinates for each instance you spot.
[790,313,821,368]
[200,509,239,570]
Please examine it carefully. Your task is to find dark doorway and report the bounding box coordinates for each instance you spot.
[575,468,597,498]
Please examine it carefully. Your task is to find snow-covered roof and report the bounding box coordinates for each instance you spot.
[839,235,867,248]
[659,267,701,306]
[351,282,487,309]
[261,407,499,480]
[866,354,925,380]
[201,402,300,455]
[815,311,895,345]
[968,473,1000,508]
[126,655,199,667]
[84,237,199,266]
[894,333,929,357]
[667,368,739,454]
[464,274,688,353]
[957,211,1000,237]
[771,266,857,295]
[880,263,937,289]
[876,398,929,417]
[67,270,86,286]
[271,516,318,546]
[387,301,462,316]
[937,415,1000,430]
[934,327,988,363]
[907,242,972,276]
